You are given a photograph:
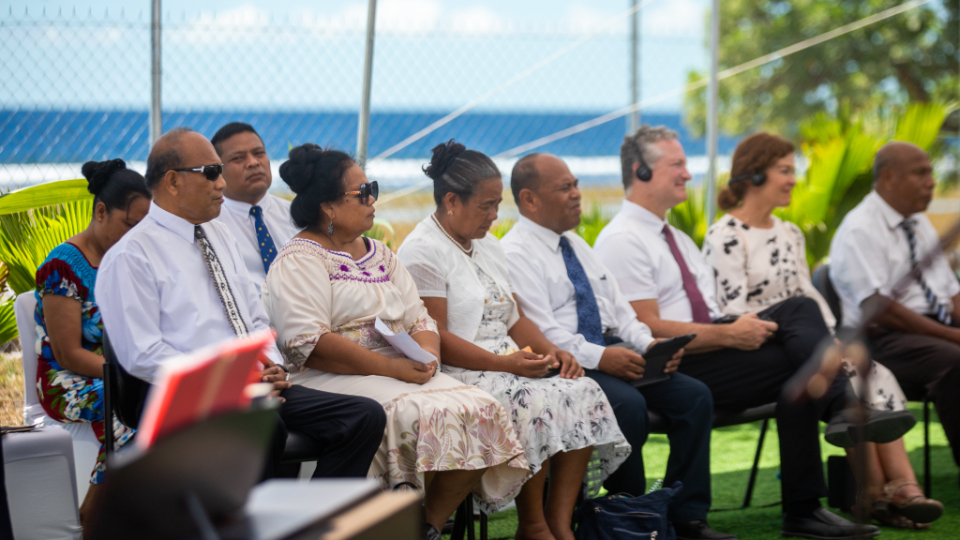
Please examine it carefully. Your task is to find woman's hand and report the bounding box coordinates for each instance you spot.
[390,357,436,385]
[551,349,584,379]
[501,350,554,379]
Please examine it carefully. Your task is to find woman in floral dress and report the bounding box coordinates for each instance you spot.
[262,144,529,540]
[35,159,151,525]
[398,141,629,540]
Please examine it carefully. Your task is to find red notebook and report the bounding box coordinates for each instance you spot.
[135,329,276,449]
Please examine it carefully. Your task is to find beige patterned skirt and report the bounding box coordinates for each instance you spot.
[291,362,530,507]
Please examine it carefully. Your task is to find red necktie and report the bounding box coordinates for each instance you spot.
[662,224,713,324]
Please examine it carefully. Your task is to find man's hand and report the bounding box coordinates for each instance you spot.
[725,313,777,350]
[598,347,645,381]
[260,359,291,403]
[663,348,683,373]
[550,349,584,379]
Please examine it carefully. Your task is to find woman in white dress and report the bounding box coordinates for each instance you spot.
[703,132,942,528]
[262,144,530,540]
[397,141,629,540]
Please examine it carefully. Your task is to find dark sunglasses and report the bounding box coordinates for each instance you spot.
[343,181,379,204]
[172,163,224,181]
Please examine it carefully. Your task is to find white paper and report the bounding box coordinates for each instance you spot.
[374,317,437,364]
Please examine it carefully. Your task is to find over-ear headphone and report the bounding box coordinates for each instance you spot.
[729,173,766,186]
[632,138,652,182]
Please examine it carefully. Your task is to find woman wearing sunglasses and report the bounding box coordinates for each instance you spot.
[261,144,529,540]
[703,132,942,529]
[34,159,151,527]
[398,140,629,540]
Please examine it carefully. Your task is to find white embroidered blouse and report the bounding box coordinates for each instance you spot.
[262,237,438,372]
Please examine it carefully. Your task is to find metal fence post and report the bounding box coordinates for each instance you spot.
[150,0,162,146]
[628,0,640,135]
[357,0,378,169]
[705,0,720,226]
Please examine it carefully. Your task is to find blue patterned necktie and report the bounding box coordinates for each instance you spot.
[250,205,277,274]
[558,236,605,346]
[901,219,953,326]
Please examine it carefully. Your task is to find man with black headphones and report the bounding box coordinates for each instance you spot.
[593,125,887,540]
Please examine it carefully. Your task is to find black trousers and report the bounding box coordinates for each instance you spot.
[264,385,386,479]
[679,296,847,505]
[586,366,714,522]
[866,328,960,467]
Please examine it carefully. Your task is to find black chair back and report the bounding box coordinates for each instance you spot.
[102,332,151,442]
[812,263,842,324]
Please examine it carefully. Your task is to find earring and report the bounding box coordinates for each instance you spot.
[327,222,334,235]
[447,211,453,215]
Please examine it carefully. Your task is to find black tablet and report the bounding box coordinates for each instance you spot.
[631,333,696,388]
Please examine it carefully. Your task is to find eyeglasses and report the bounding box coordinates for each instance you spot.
[343,181,378,204]
[172,163,224,181]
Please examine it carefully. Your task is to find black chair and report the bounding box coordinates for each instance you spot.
[450,496,486,540]
[650,403,777,509]
[101,331,326,472]
[812,264,933,498]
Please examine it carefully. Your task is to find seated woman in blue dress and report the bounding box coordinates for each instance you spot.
[34,159,151,526]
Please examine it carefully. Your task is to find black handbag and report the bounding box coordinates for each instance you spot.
[574,481,681,540]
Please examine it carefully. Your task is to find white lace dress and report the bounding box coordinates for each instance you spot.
[398,218,631,513]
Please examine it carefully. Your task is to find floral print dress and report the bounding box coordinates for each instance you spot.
[34,243,134,484]
[262,238,530,510]
[438,261,632,512]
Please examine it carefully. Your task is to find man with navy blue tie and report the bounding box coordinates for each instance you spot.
[213,122,299,291]
[501,153,732,540]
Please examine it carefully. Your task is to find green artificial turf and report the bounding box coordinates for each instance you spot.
[446,402,959,539]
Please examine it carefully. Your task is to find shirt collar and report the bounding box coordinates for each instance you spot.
[222,193,269,216]
[620,199,667,233]
[869,190,914,230]
[516,215,564,252]
[148,201,200,243]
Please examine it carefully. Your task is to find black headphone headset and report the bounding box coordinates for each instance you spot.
[729,172,767,186]
[631,138,653,182]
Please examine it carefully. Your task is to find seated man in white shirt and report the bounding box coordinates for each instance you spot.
[97,127,385,480]
[212,122,299,290]
[501,154,734,540]
[593,126,897,540]
[830,141,960,470]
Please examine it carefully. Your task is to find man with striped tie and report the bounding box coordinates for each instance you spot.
[213,122,300,292]
[831,141,960,471]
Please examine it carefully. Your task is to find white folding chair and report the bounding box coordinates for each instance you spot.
[14,291,100,503]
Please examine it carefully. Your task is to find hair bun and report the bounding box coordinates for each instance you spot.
[424,139,466,181]
[82,159,127,196]
[280,143,328,195]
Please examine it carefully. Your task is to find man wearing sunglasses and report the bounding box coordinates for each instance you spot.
[212,122,300,291]
[97,127,386,483]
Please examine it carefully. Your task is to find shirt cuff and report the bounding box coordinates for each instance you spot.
[577,342,607,371]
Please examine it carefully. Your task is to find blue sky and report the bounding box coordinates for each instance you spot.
[1,0,710,112]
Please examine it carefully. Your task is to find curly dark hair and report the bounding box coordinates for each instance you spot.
[279,143,355,229]
[423,139,500,208]
[81,158,150,211]
[718,132,795,211]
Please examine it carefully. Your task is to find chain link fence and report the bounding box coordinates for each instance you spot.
[0,7,719,193]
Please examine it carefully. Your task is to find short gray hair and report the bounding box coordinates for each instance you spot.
[620,124,679,190]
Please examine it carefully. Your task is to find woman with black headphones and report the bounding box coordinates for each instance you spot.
[702,132,942,530]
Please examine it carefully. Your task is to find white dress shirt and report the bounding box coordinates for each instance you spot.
[594,200,722,323]
[97,202,283,382]
[216,193,300,291]
[501,215,655,370]
[829,191,960,328]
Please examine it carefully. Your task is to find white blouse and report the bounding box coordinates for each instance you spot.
[702,214,836,329]
[262,237,437,373]
[397,217,520,342]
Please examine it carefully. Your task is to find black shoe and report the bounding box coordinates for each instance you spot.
[423,524,442,540]
[825,408,916,448]
[674,520,738,540]
[782,507,880,539]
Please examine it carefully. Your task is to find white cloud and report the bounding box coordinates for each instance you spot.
[449,6,508,35]
[563,4,624,34]
[375,0,443,34]
[643,0,705,37]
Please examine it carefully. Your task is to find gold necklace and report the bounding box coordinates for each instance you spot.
[431,214,473,256]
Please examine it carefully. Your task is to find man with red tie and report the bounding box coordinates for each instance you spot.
[593,125,888,540]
